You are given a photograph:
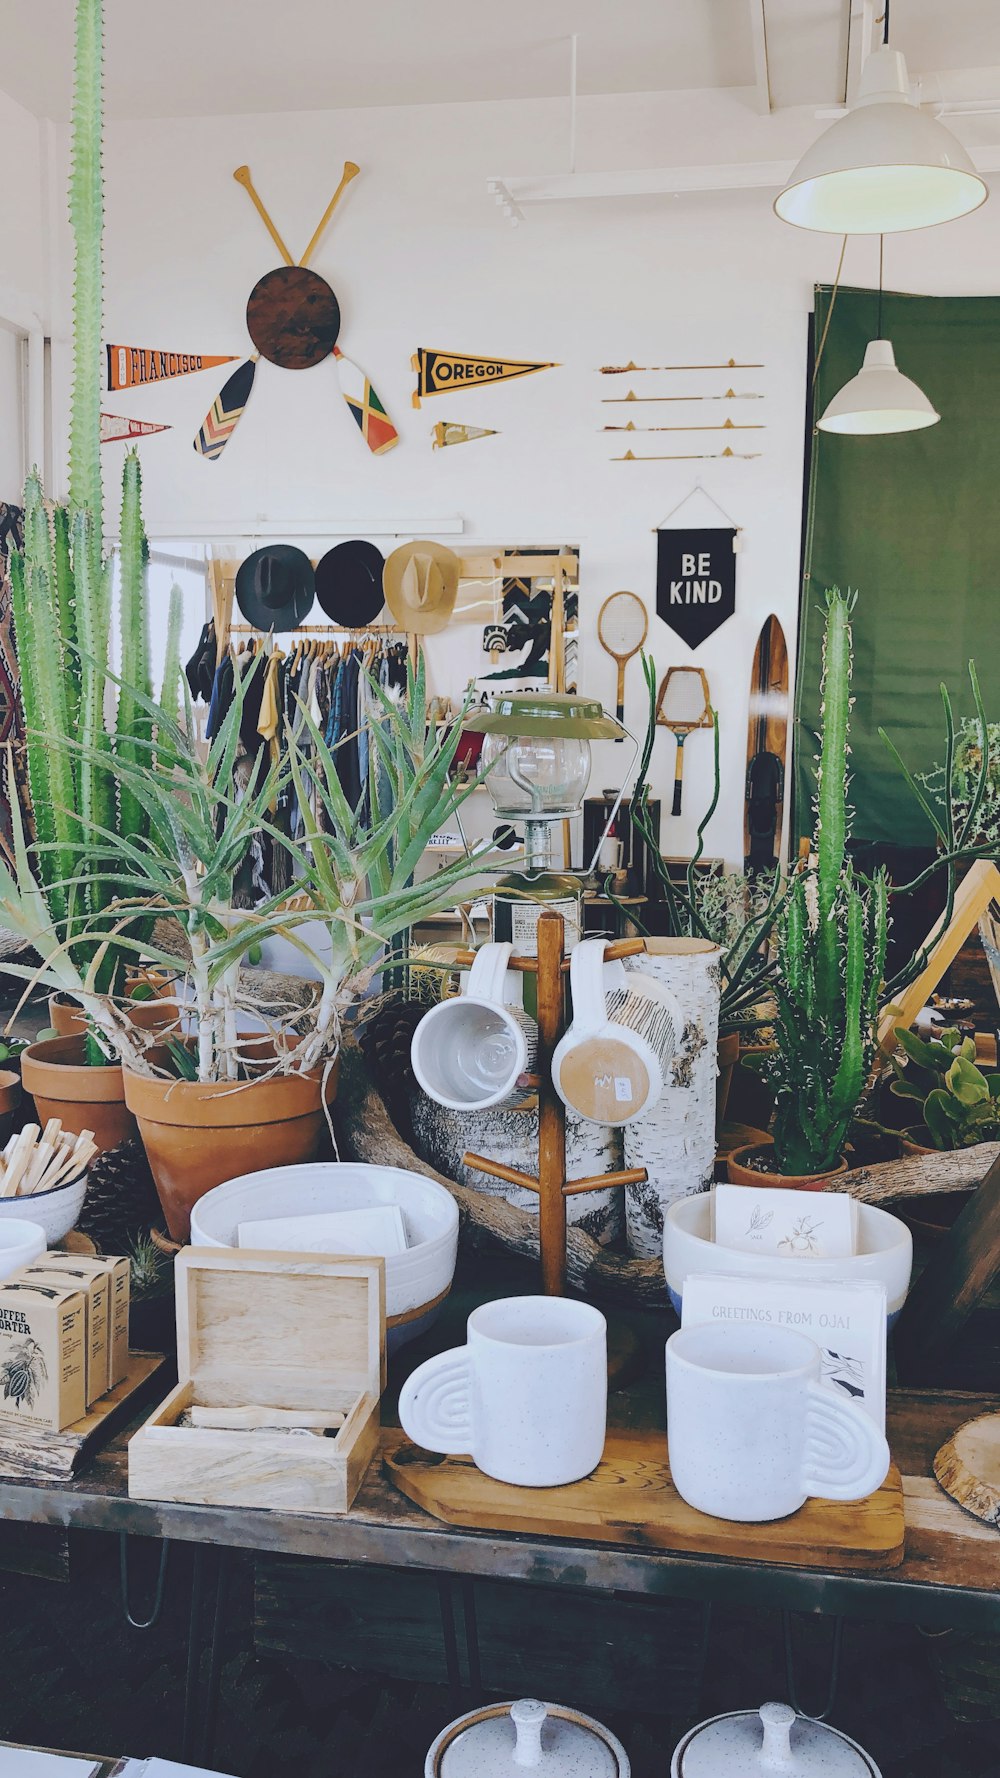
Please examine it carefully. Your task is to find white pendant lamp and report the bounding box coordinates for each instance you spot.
[776,39,987,235]
[816,236,939,435]
[817,338,939,433]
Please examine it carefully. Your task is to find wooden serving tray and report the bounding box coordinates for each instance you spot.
[384,1427,906,1571]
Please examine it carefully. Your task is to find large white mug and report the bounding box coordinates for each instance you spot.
[399,1295,607,1487]
[552,938,682,1126]
[410,942,537,1112]
[665,1323,890,1522]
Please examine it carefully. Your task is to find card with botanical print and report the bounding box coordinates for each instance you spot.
[712,1182,856,1260]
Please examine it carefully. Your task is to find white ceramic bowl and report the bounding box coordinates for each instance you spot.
[0,1218,48,1279]
[190,1162,460,1349]
[0,1172,88,1246]
[663,1193,913,1326]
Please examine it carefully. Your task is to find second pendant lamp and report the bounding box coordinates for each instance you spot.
[816,240,939,436]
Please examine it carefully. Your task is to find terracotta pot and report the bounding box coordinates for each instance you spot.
[125,969,181,1035]
[123,1051,340,1241]
[900,1126,936,1157]
[897,1187,975,1244]
[726,1140,849,1192]
[49,994,87,1038]
[0,1069,20,1153]
[725,1044,776,1130]
[21,1035,136,1153]
[715,1030,741,1138]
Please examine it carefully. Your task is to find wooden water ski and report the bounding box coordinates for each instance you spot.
[384,1429,905,1571]
[333,346,399,454]
[193,357,258,459]
[744,614,789,873]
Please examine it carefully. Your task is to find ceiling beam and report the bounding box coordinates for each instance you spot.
[747,0,772,114]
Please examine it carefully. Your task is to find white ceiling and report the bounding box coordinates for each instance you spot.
[2,0,998,122]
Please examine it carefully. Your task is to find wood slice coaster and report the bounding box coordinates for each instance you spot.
[383,1427,906,1572]
[934,1411,1000,1527]
[0,1351,168,1482]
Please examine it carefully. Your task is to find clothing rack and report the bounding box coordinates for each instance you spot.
[228,623,405,637]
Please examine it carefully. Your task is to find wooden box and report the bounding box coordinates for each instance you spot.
[128,1248,385,1515]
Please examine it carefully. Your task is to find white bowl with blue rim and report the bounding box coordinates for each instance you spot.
[0,1172,87,1247]
[189,1162,459,1351]
[663,1193,912,1328]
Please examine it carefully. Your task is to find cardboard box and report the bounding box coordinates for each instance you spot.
[23,1261,110,1407]
[33,1252,130,1389]
[0,1276,86,1430]
[129,1248,386,1515]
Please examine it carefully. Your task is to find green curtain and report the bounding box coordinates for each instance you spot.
[795,284,1000,847]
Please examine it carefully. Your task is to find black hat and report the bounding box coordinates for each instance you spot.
[315,539,386,628]
[235,544,315,631]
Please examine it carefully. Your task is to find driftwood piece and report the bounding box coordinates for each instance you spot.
[335,1044,666,1306]
[830,1145,1000,1204]
[934,1412,1000,1526]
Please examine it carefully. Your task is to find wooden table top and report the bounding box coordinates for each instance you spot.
[0,1260,997,1631]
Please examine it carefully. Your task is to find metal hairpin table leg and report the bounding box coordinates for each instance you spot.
[119,1534,171,1630]
[461,1578,483,1703]
[437,1574,464,1706]
[180,1545,234,1767]
[782,1612,844,1722]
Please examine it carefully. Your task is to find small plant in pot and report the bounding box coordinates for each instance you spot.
[729,590,889,1189]
[60,650,496,1239]
[889,1026,1000,1151]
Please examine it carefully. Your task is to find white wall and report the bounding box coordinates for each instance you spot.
[40,84,1000,864]
[0,88,48,503]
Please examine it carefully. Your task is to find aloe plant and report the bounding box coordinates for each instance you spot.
[766,590,889,1176]
[41,651,495,1083]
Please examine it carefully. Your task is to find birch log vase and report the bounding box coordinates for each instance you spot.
[407,1088,625,1245]
[622,938,722,1257]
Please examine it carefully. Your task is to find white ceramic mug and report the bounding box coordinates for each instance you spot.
[399,1294,608,1486]
[410,942,537,1112]
[552,938,682,1126]
[665,1323,890,1522]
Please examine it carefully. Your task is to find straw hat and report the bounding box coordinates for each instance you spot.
[383,541,460,635]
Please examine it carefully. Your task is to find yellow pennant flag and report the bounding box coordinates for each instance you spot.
[412,349,558,407]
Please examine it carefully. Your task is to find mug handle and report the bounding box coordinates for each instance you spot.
[398,1347,473,1454]
[467,940,514,1006]
[800,1383,890,1502]
[568,938,610,1035]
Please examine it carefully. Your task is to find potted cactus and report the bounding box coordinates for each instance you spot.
[1,0,169,1147]
[729,590,889,1187]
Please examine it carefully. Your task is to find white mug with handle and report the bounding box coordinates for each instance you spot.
[552,937,683,1126]
[399,1295,608,1487]
[410,941,537,1112]
[665,1322,891,1522]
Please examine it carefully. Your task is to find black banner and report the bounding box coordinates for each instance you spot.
[656,526,736,649]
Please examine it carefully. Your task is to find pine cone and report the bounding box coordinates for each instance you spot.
[359,999,426,1125]
[77,1139,163,1254]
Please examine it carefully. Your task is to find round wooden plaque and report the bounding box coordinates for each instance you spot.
[246,265,341,369]
[934,1411,1000,1526]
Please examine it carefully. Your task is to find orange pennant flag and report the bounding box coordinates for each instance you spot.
[106,345,239,391]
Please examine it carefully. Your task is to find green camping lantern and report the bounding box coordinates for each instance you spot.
[463,692,635,958]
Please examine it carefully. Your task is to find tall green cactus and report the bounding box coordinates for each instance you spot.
[768,589,889,1175]
[6,0,154,1018]
[68,0,104,566]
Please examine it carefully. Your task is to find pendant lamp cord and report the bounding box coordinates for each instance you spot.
[811,233,849,388]
[879,0,890,45]
[877,233,884,337]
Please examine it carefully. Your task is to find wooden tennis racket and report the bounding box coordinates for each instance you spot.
[656,665,713,815]
[598,591,648,735]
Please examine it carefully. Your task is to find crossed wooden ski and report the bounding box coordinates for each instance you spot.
[195,162,398,461]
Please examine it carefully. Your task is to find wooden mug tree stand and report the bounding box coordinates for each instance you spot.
[457,909,649,1381]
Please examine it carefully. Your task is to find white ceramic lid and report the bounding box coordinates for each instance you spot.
[429,1699,629,1778]
[672,1704,881,1777]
